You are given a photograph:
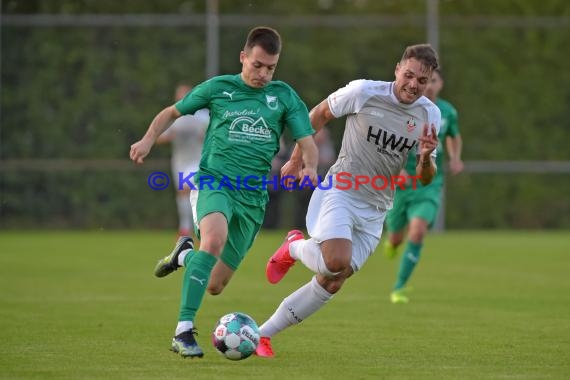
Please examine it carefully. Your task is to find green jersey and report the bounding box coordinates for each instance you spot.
[175,74,314,205]
[403,97,459,190]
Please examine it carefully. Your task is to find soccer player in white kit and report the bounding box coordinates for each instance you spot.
[256,44,441,357]
[156,84,209,237]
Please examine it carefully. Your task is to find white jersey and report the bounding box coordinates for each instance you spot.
[326,79,441,210]
[162,108,210,175]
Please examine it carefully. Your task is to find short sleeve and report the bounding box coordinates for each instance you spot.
[327,79,370,118]
[175,80,211,115]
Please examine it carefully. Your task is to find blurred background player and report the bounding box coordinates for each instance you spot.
[156,84,209,238]
[385,68,464,304]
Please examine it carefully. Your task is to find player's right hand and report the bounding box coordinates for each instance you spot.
[130,139,153,165]
[418,123,438,157]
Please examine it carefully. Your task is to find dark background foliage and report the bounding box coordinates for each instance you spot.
[1,0,569,229]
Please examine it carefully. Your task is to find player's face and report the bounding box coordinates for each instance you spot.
[394,58,432,104]
[424,71,443,101]
[240,46,279,88]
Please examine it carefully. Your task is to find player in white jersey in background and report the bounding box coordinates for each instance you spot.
[156,84,209,238]
[256,44,441,357]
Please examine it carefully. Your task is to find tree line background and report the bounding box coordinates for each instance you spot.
[1,0,569,229]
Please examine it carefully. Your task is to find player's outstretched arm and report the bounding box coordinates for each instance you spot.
[130,105,181,165]
[416,123,438,185]
[155,131,174,145]
[309,99,336,133]
[446,135,464,175]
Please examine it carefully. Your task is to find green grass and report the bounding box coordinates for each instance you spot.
[0,230,568,380]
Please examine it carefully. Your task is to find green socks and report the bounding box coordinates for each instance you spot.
[179,250,218,321]
[394,241,422,290]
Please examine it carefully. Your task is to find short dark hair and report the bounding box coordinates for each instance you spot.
[400,44,439,72]
[244,26,282,55]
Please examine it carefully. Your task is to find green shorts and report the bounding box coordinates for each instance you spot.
[386,186,442,232]
[191,189,265,271]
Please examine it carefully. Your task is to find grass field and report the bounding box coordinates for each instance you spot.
[0,230,568,380]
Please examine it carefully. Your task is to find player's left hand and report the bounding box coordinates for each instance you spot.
[280,159,302,190]
[449,159,464,175]
[299,166,318,188]
[418,123,438,157]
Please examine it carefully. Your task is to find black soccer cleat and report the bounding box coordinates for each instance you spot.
[153,236,194,278]
[170,328,204,358]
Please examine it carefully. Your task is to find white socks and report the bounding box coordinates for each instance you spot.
[176,193,192,232]
[175,321,194,336]
[290,239,340,277]
[259,276,333,337]
[177,249,192,267]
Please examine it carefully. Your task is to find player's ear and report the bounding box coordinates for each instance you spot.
[239,51,246,64]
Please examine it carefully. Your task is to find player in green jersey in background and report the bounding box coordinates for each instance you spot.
[385,68,464,304]
[130,26,318,358]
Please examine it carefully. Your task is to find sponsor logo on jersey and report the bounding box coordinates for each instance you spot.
[406,117,416,132]
[222,90,235,100]
[222,108,260,119]
[265,94,278,110]
[366,125,416,154]
[229,116,272,142]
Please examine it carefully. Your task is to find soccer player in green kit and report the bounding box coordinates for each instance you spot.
[130,26,318,358]
[385,68,464,304]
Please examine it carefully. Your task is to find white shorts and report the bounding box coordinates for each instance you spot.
[172,163,199,190]
[306,187,386,272]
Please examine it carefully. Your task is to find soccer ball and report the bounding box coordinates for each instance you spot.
[212,312,260,360]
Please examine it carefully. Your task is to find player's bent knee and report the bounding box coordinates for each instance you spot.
[323,255,351,274]
[199,238,226,256]
[408,219,429,243]
[408,230,426,244]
